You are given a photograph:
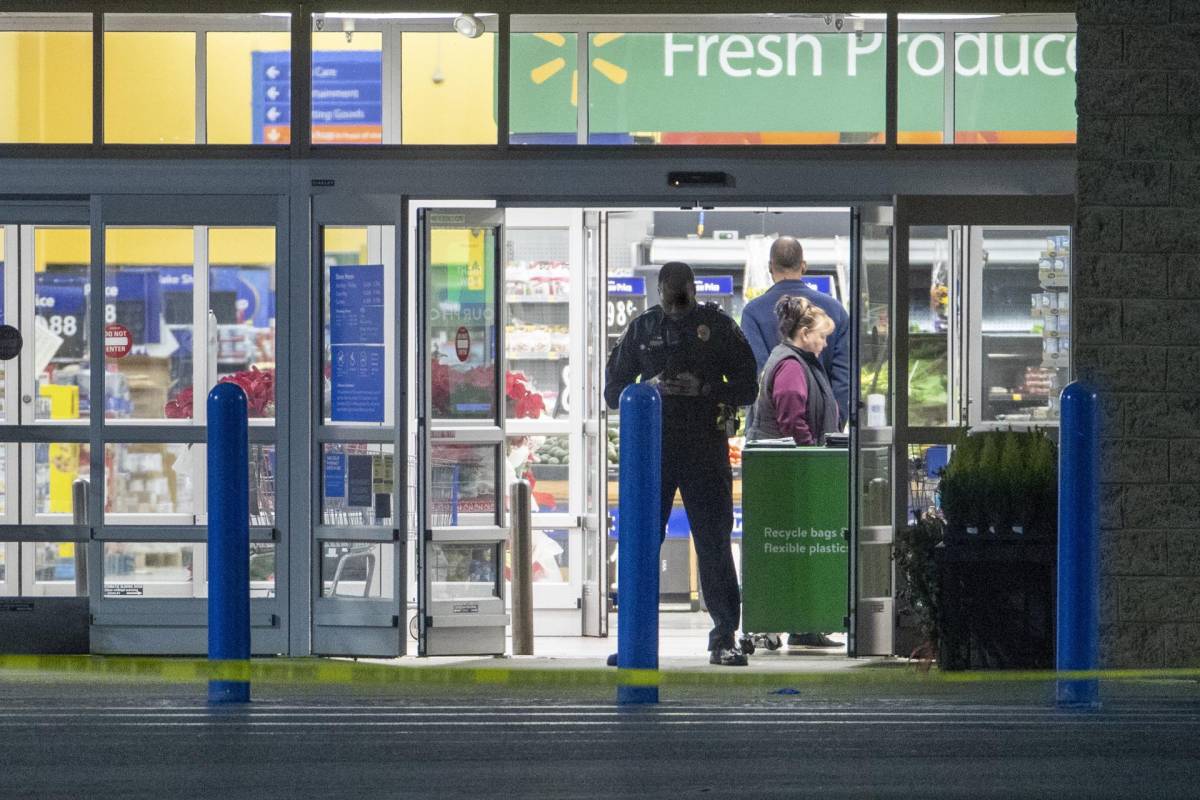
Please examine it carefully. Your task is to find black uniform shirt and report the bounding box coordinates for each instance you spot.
[604,303,759,435]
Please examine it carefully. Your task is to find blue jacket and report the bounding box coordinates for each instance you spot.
[741,278,850,425]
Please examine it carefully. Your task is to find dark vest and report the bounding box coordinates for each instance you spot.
[747,343,838,444]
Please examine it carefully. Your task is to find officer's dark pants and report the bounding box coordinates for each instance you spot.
[660,429,740,652]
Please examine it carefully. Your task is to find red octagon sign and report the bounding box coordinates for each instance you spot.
[455,326,471,362]
[104,323,133,359]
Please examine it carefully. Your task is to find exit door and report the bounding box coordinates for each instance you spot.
[416,208,509,656]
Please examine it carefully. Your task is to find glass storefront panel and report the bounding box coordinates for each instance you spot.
[104,29,196,144]
[430,542,499,601]
[249,444,276,528]
[320,540,394,598]
[206,28,292,145]
[209,227,277,419]
[103,542,196,597]
[979,226,1070,423]
[104,443,197,522]
[34,442,90,519]
[0,15,92,144]
[102,542,276,598]
[509,32,579,144]
[907,226,952,427]
[311,26,384,145]
[321,442,396,527]
[898,15,1076,145]
[401,31,497,144]
[505,226,571,415]
[428,226,498,421]
[530,529,569,583]
[34,227,91,422]
[105,227,193,421]
[322,225,394,426]
[586,28,886,145]
[23,541,84,596]
[429,443,498,525]
[507,435,569,514]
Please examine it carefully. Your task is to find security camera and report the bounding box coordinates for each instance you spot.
[823,15,833,25]
[834,15,844,31]
[313,13,324,32]
[454,13,485,39]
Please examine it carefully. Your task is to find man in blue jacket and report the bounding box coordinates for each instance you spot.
[741,236,850,650]
[742,236,850,427]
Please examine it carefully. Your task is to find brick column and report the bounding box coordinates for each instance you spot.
[1076,0,1200,667]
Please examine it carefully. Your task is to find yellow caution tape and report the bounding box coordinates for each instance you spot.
[0,654,1197,690]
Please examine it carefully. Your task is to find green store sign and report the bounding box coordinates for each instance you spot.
[510,32,1077,142]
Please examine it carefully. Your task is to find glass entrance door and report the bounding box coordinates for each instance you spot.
[311,195,405,657]
[416,208,509,656]
[893,195,1074,656]
[849,206,895,657]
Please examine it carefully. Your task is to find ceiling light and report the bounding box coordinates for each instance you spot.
[453,13,484,38]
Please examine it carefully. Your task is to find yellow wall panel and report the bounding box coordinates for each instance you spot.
[402,33,496,145]
[0,32,91,144]
[209,227,275,266]
[104,228,193,265]
[36,228,89,271]
[206,32,291,145]
[104,32,195,144]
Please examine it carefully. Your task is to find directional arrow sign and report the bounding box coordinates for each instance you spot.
[267,107,282,122]
[267,128,281,142]
[266,86,281,101]
[266,65,281,79]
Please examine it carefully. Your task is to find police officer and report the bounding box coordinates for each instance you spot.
[605,262,759,666]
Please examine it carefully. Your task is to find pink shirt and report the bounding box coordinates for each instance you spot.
[771,358,814,445]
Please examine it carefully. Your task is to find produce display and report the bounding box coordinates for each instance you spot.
[535,435,569,465]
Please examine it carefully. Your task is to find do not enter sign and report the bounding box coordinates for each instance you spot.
[105,323,133,359]
[455,326,471,362]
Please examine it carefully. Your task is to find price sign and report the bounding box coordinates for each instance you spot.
[606,277,646,341]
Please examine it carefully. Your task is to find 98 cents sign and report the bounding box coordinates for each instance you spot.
[605,277,646,342]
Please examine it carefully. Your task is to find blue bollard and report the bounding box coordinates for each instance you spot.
[207,382,251,704]
[617,383,662,705]
[1056,382,1101,710]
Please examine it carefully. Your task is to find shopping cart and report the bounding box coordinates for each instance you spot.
[428,459,462,527]
[248,446,275,527]
[907,444,948,525]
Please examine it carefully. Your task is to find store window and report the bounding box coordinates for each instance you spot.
[897,14,1076,145]
[102,542,276,599]
[104,443,198,523]
[209,227,277,419]
[511,14,887,145]
[33,227,92,422]
[104,14,292,145]
[0,13,92,144]
[310,12,498,145]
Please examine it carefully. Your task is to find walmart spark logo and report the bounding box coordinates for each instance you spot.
[528,33,628,106]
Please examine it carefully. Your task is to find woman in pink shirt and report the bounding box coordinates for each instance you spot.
[746,296,840,446]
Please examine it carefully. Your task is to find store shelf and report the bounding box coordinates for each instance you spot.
[505,296,570,304]
[508,353,568,361]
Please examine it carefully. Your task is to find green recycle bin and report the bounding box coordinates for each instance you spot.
[741,446,849,634]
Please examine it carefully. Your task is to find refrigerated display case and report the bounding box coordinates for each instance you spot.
[904,225,1071,432]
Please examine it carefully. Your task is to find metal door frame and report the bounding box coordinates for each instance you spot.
[891,194,1075,654]
[309,193,407,657]
[415,205,510,656]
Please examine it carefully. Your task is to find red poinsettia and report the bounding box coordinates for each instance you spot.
[505,370,546,419]
[164,367,275,419]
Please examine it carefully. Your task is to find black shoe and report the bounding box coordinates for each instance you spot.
[738,634,756,656]
[787,632,840,648]
[709,646,749,666]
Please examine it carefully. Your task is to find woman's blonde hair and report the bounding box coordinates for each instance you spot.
[775,295,833,341]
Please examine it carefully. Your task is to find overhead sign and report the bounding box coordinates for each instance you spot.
[511,31,1077,142]
[695,276,734,295]
[329,264,386,423]
[606,277,646,296]
[104,323,133,359]
[802,275,835,297]
[252,51,384,145]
